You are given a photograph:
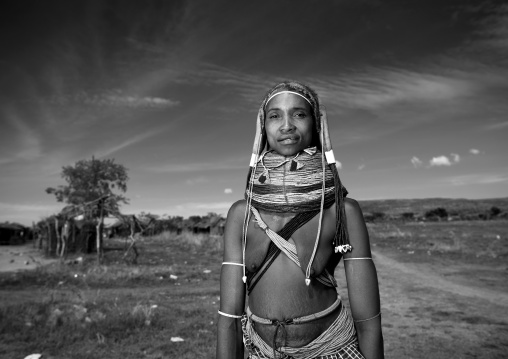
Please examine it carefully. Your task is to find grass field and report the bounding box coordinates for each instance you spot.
[1,220,507,358]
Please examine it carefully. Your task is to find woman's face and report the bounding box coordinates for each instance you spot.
[264,92,314,156]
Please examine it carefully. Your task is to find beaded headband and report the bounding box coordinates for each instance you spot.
[264,90,313,108]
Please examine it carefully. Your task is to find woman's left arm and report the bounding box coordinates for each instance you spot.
[343,198,384,359]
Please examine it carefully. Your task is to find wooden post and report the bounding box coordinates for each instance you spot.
[61,220,69,258]
[45,220,51,256]
[96,199,104,264]
[55,217,61,257]
[71,220,76,253]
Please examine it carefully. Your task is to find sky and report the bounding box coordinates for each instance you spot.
[0,0,507,226]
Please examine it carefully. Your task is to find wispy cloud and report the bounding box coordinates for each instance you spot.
[50,92,179,109]
[170,201,234,216]
[313,69,474,112]
[450,153,460,163]
[224,188,233,194]
[469,148,481,155]
[185,176,209,186]
[0,106,43,165]
[485,121,508,130]
[96,128,166,158]
[411,156,423,168]
[465,3,508,58]
[0,202,60,212]
[443,173,508,186]
[146,158,245,173]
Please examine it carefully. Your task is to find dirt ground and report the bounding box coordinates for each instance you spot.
[0,242,58,273]
[1,231,508,358]
[362,248,508,358]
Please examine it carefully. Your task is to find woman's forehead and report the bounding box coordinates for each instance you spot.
[265,92,312,111]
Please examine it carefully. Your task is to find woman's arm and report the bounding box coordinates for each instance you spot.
[343,198,384,359]
[216,200,247,359]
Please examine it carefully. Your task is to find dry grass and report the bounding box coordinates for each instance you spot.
[0,231,222,359]
[1,222,508,358]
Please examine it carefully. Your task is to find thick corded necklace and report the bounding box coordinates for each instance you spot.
[246,147,336,213]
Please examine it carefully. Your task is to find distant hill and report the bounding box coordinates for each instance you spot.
[358,197,508,218]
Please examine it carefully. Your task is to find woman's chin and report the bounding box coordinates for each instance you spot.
[270,144,307,156]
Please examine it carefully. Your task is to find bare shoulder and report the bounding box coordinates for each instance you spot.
[223,200,247,261]
[343,197,371,257]
[226,199,247,225]
[344,197,364,220]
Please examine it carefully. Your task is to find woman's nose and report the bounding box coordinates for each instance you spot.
[281,114,295,131]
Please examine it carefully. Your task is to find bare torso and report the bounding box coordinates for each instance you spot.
[245,204,343,347]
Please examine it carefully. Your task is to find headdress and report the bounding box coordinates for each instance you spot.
[243,81,351,286]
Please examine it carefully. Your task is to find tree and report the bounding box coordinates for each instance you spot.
[46,157,129,262]
[46,157,129,211]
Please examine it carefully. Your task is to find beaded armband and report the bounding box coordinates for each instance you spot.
[218,310,242,319]
[222,262,244,267]
[353,312,381,323]
[343,257,372,261]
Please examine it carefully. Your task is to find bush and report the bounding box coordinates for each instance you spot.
[363,212,386,222]
[425,207,448,220]
[490,206,501,217]
[401,212,414,221]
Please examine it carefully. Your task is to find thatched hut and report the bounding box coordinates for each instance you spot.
[0,222,27,245]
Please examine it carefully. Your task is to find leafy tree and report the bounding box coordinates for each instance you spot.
[46,157,129,216]
[46,157,129,262]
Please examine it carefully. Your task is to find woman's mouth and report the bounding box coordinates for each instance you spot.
[279,136,298,144]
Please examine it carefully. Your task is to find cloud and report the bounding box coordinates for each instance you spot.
[465,3,508,57]
[336,161,342,170]
[0,106,43,164]
[224,188,233,194]
[96,128,164,158]
[186,177,209,185]
[50,92,180,109]
[430,156,452,167]
[411,156,423,168]
[469,148,481,155]
[173,201,234,214]
[429,153,461,167]
[0,202,60,213]
[444,173,508,186]
[450,153,460,163]
[358,164,365,171]
[485,121,508,130]
[312,69,474,112]
[146,159,244,173]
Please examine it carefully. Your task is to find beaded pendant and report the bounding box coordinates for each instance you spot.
[258,170,269,184]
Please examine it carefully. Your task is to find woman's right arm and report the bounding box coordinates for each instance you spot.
[216,200,247,359]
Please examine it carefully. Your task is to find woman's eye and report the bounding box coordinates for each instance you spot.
[268,113,279,119]
[294,112,307,118]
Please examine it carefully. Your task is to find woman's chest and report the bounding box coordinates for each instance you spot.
[244,208,337,276]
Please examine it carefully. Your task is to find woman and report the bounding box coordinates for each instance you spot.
[217,81,383,359]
